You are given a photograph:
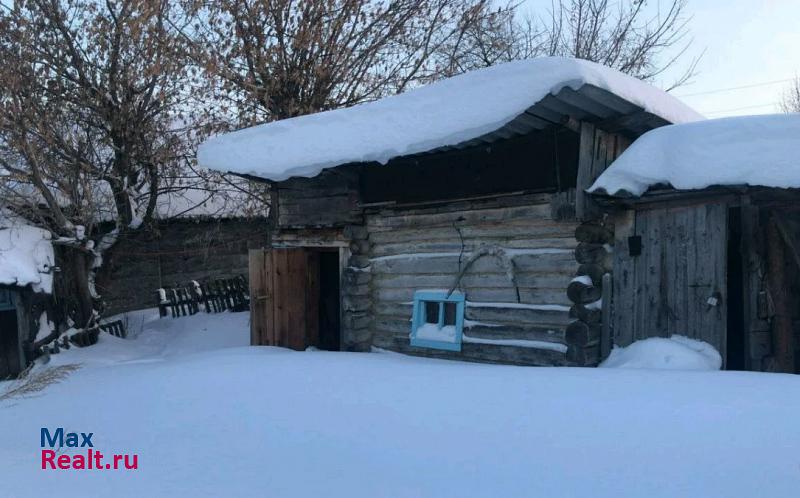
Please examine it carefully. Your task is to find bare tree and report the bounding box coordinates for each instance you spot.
[181,0,510,127]
[449,0,700,89]
[436,4,545,75]
[547,0,699,88]
[780,77,800,113]
[0,0,197,327]
[182,0,699,131]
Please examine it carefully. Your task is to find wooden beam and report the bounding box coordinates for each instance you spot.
[248,249,274,346]
[610,209,636,347]
[773,215,800,270]
[766,215,795,373]
[575,121,596,220]
[306,250,320,349]
[600,273,612,361]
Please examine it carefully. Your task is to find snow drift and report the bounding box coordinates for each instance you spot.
[0,213,54,293]
[600,335,722,370]
[590,113,800,196]
[198,57,701,181]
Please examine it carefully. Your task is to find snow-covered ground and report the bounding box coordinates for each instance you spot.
[2,309,800,497]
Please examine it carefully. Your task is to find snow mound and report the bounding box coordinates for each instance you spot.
[600,335,722,371]
[590,113,800,196]
[198,57,701,181]
[0,213,54,293]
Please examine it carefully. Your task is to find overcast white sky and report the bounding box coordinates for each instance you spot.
[522,0,800,118]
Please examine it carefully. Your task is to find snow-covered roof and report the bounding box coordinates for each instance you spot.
[590,114,800,197]
[0,213,54,293]
[198,57,702,181]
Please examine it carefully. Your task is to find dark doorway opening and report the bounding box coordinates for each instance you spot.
[317,251,341,351]
[0,308,21,378]
[726,207,746,370]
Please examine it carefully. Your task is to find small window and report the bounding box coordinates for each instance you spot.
[424,301,439,324]
[410,291,465,352]
[443,302,457,326]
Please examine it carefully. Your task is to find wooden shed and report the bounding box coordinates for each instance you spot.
[0,284,30,377]
[0,284,56,377]
[590,114,800,373]
[198,58,701,366]
[0,217,56,378]
[590,188,800,372]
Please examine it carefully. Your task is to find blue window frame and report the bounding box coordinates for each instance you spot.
[410,290,465,352]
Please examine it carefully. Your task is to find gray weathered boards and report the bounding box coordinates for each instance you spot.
[249,248,318,351]
[611,203,728,358]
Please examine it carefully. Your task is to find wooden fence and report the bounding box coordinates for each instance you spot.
[157,275,250,318]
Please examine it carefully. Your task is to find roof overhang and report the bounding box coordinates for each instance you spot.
[591,185,800,211]
[415,84,670,157]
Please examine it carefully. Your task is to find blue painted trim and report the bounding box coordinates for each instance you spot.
[410,290,465,352]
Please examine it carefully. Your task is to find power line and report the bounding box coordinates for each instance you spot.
[701,102,779,115]
[676,78,795,98]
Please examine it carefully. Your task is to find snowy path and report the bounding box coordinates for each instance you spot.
[1,309,800,497]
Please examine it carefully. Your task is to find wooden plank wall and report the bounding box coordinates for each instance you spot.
[248,249,273,346]
[276,167,362,228]
[96,219,267,315]
[612,203,728,355]
[576,122,632,220]
[248,248,311,350]
[739,201,771,370]
[365,193,580,366]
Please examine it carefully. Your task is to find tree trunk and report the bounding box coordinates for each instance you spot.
[69,248,95,329]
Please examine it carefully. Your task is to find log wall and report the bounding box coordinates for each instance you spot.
[565,219,615,366]
[364,193,580,365]
[276,166,362,228]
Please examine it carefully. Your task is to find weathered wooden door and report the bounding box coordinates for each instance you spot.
[0,289,24,377]
[248,248,319,350]
[612,203,728,358]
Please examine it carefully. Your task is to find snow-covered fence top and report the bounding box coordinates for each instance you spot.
[590,113,800,197]
[198,57,702,182]
[0,214,54,293]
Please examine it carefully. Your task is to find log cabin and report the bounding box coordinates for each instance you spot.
[197,57,702,366]
[589,114,800,373]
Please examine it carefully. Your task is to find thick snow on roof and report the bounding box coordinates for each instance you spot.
[198,57,702,181]
[0,214,54,293]
[591,113,800,196]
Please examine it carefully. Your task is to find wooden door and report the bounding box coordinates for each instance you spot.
[612,203,728,357]
[248,248,319,350]
[0,289,23,377]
